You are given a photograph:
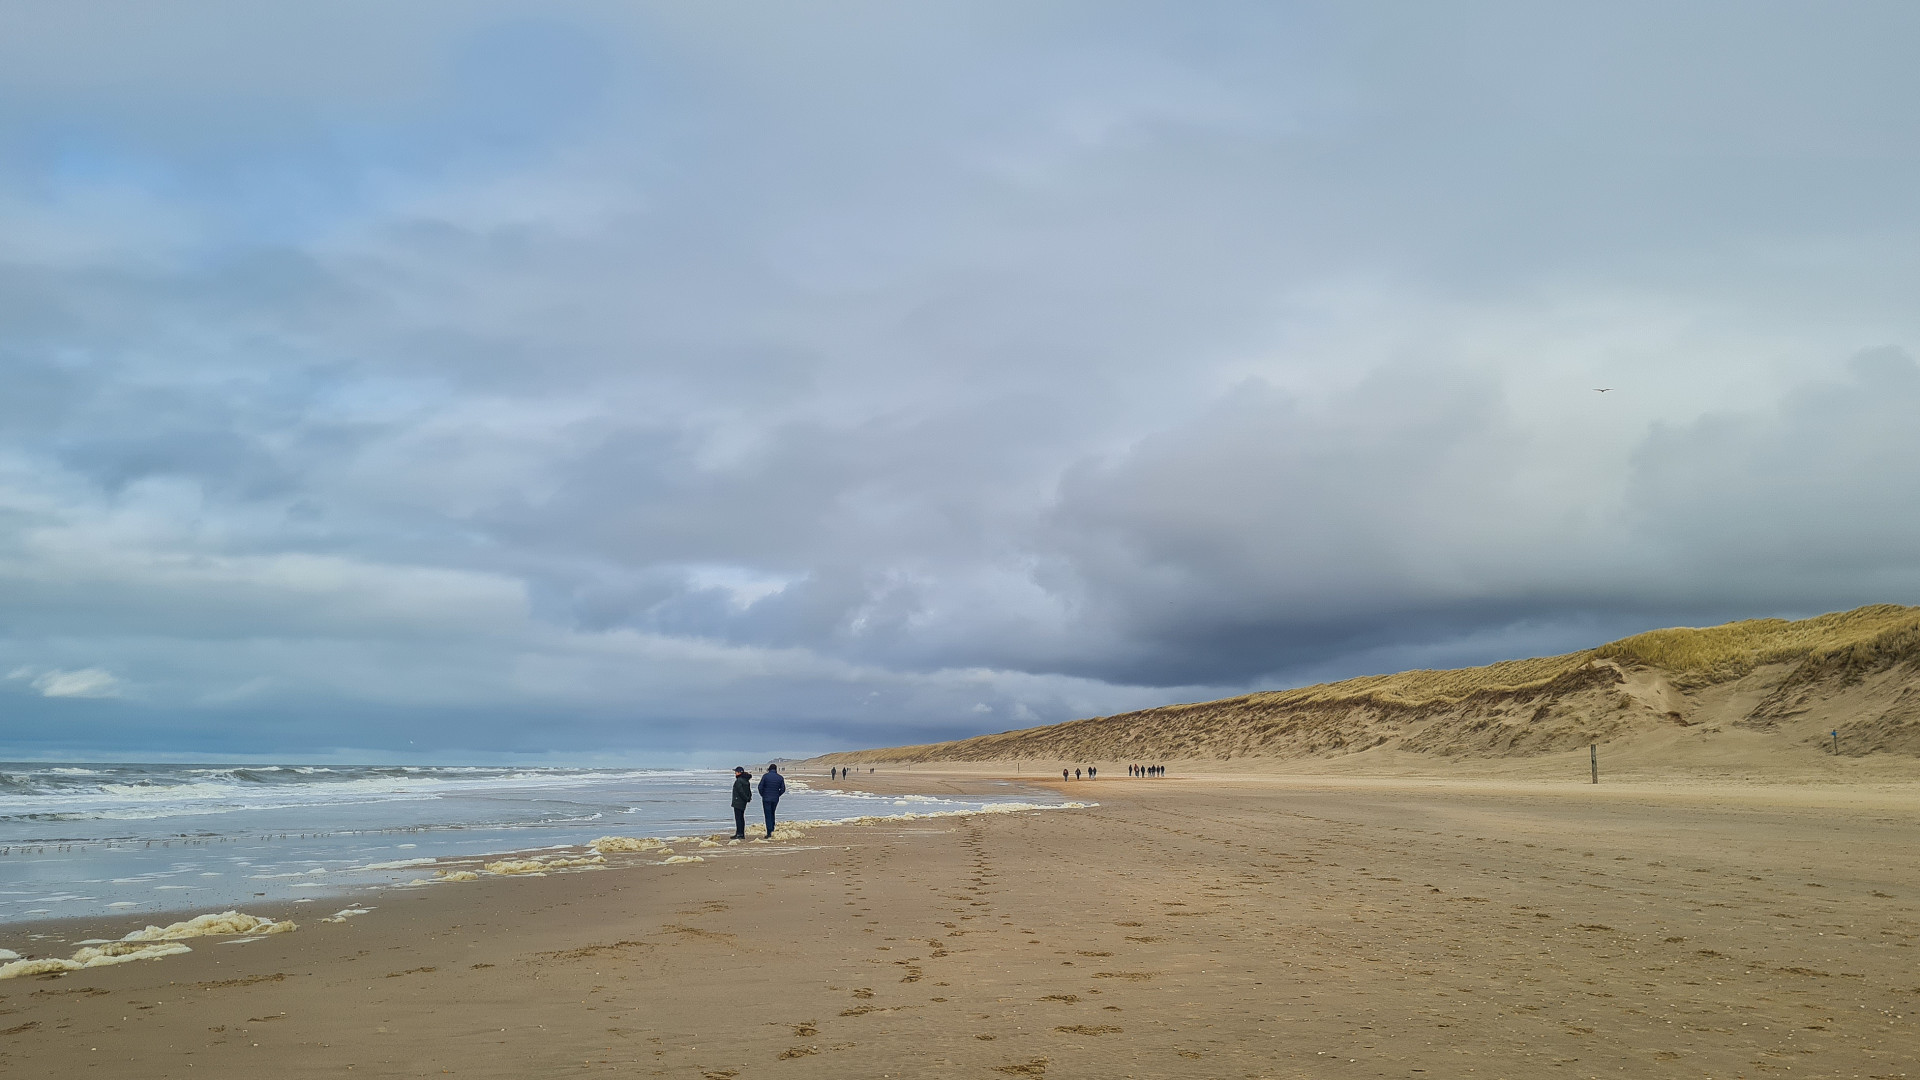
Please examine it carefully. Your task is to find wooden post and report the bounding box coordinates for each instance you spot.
[1832,730,1840,755]
[1590,743,1598,784]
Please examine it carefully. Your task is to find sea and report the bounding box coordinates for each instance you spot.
[0,762,1063,926]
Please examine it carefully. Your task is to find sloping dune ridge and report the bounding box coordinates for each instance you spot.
[816,604,1920,775]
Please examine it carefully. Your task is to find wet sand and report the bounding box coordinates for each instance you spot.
[4,773,1917,1078]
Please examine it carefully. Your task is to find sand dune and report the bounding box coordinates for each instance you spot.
[813,604,1920,778]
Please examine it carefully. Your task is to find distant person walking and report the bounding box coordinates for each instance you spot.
[759,762,787,838]
[1088,766,1096,779]
[729,766,752,839]
[1062,768,1069,781]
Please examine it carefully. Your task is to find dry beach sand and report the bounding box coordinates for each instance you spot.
[3,771,1917,1079]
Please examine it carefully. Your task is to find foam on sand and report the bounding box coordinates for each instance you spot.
[72,942,193,966]
[589,836,669,853]
[0,910,292,980]
[320,907,372,923]
[0,957,84,979]
[660,855,704,864]
[482,854,605,876]
[122,911,296,942]
[483,858,549,875]
[437,870,480,881]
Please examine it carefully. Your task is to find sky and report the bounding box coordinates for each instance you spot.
[4,1,1920,762]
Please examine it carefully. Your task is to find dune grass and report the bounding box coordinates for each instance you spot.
[1245,604,1920,709]
[1594,603,1920,682]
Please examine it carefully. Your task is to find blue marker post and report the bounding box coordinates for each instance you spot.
[1832,729,1840,754]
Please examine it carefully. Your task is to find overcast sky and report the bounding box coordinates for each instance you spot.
[4,1,1920,762]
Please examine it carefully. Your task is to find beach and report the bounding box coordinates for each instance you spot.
[4,772,1918,1079]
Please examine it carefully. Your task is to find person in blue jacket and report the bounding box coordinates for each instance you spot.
[758,762,787,838]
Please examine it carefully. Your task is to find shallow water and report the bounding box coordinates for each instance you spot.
[0,763,1052,924]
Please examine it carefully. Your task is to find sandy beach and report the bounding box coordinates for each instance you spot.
[5,772,1917,1079]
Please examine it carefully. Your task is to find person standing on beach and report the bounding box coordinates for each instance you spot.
[729,767,752,839]
[759,762,787,838]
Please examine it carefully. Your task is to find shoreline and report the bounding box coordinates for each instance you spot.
[0,773,1080,948]
[0,770,1063,935]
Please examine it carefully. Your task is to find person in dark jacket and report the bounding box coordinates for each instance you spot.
[729,767,752,839]
[758,762,787,838]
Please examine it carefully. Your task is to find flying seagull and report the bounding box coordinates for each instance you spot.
[1592,387,1613,393]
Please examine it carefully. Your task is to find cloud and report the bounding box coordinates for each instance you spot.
[2,5,1920,757]
[14,667,125,699]
[1625,348,1920,601]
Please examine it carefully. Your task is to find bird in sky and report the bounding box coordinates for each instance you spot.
[1592,387,1613,393]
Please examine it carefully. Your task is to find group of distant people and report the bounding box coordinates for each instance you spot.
[1056,764,1168,779]
[826,766,871,780]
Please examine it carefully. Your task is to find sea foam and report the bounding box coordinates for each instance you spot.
[0,909,291,980]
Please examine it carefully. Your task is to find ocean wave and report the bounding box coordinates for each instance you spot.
[0,763,680,823]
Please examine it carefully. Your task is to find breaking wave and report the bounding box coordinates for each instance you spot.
[0,763,680,824]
